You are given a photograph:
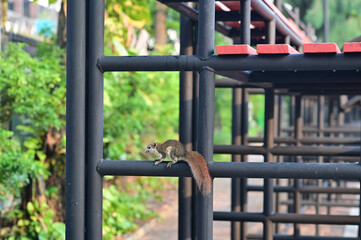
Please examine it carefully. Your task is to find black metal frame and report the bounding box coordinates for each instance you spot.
[66,0,361,239]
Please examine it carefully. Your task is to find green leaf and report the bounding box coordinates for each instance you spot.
[36,151,47,162]
[24,138,41,150]
[27,202,35,214]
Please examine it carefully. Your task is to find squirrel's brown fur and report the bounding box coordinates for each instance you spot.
[185,151,212,195]
[145,140,212,195]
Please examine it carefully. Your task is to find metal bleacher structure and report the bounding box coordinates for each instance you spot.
[66,0,361,240]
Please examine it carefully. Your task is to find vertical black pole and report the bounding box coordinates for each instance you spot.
[274,94,282,234]
[293,95,302,238]
[240,88,249,240]
[66,1,86,239]
[179,14,194,240]
[231,1,250,239]
[192,21,199,240]
[263,13,276,240]
[266,19,276,46]
[86,0,104,239]
[231,85,242,240]
[316,96,325,235]
[240,0,250,44]
[197,0,215,238]
[198,0,214,60]
[197,68,215,240]
[240,2,250,239]
[323,0,329,42]
[263,89,274,240]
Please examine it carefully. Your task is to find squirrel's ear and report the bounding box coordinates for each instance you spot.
[153,142,158,147]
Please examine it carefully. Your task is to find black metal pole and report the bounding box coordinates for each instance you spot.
[231,84,242,240]
[263,88,275,240]
[196,0,215,238]
[179,13,194,240]
[192,21,199,240]
[240,88,249,240]
[213,145,361,156]
[97,160,361,180]
[323,0,329,42]
[97,54,361,72]
[240,2,250,239]
[293,95,302,238]
[197,67,215,240]
[86,0,104,239]
[66,1,86,239]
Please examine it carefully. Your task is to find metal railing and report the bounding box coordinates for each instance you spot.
[66,0,361,240]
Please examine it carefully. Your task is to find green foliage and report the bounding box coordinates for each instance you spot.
[103,66,179,160]
[249,94,264,137]
[286,0,361,44]
[0,42,66,239]
[103,185,156,239]
[5,200,65,240]
[0,43,65,130]
[105,0,151,49]
[0,129,45,198]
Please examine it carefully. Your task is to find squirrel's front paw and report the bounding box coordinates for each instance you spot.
[166,162,173,168]
[154,159,161,165]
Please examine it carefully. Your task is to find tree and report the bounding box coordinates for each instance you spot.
[285,0,361,44]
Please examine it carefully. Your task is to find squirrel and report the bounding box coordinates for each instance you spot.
[145,139,212,195]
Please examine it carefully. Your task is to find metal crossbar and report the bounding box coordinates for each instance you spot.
[66,0,361,240]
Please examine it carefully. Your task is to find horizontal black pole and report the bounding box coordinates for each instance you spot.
[213,212,360,224]
[247,185,360,194]
[282,126,360,134]
[97,160,361,179]
[97,54,361,72]
[272,235,357,240]
[281,199,359,208]
[251,70,361,83]
[213,145,360,156]
[248,136,361,145]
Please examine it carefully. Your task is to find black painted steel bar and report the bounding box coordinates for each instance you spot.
[214,212,360,225]
[213,145,361,156]
[231,83,242,240]
[247,185,360,194]
[251,71,361,83]
[240,88,249,240]
[197,0,215,238]
[192,23,199,240]
[263,89,275,240]
[282,126,360,134]
[293,95,302,238]
[197,67,215,240]
[97,54,361,72]
[232,1,251,238]
[240,2,250,238]
[66,1,86,239]
[273,236,358,240]
[86,0,105,239]
[97,160,361,179]
[281,200,360,208]
[178,14,194,240]
[247,136,361,145]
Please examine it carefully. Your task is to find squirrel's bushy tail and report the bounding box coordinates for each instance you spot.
[186,151,212,195]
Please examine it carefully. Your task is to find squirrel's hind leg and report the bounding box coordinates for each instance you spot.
[167,159,179,168]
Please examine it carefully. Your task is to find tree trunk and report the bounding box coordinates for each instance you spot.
[154,2,167,47]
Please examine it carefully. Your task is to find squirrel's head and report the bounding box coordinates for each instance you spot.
[145,142,159,154]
